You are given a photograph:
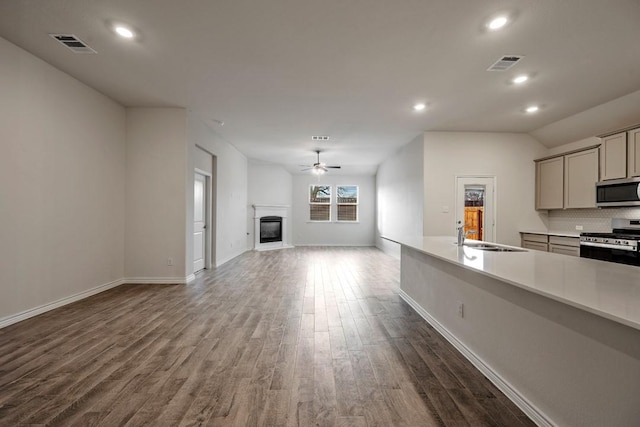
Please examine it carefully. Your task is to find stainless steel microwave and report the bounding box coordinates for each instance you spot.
[596,177,640,207]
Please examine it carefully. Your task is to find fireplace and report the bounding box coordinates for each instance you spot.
[253,204,293,251]
[260,216,282,243]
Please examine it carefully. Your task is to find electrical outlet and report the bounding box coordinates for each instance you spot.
[167,258,173,266]
[457,302,464,318]
[575,225,583,231]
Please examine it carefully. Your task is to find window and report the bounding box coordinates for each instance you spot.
[337,185,358,221]
[309,185,331,221]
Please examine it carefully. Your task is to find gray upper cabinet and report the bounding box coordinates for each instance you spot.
[536,157,564,210]
[564,148,599,208]
[535,146,599,210]
[628,128,640,177]
[600,132,627,180]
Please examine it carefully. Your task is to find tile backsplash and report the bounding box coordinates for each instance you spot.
[547,207,640,233]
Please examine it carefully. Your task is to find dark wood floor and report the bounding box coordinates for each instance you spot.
[0,247,535,426]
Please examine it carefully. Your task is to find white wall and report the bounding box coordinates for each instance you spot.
[292,174,375,246]
[247,161,293,248]
[423,132,548,246]
[0,37,126,323]
[187,116,248,269]
[375,135,424,258]
[125,108,188,281]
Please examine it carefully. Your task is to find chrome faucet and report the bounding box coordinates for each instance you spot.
[457,221,476,246]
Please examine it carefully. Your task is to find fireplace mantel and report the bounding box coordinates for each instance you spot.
[252,204,293,251]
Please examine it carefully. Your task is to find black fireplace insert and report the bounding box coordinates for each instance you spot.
[260,216,282,244]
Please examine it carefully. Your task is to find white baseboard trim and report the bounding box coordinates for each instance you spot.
[293,243,375,247]
[398,289,552,427]
[186,274,196,283]
[254,244,295,252]
[0,278,125,329]
[216,249,250,267]
[125,277,189,284]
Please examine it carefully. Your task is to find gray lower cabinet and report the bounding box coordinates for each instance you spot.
[521,233,580,256]
[523,241,549,251]
[548,235,580,257]
[521,233,549,252]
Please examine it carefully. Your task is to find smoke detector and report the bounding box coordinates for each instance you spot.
[49,34,97,54]
[487,55,523,71]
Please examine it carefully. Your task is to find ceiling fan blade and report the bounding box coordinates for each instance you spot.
[298,165,312,167]
[325,165,341,169]
[300,167,313,171]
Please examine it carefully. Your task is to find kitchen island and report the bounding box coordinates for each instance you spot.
[389,236,640,427]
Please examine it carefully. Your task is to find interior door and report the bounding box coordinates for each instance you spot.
[194,173,206,273]
[456,176,495,242]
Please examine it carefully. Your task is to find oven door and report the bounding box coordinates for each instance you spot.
[580,242,640,266]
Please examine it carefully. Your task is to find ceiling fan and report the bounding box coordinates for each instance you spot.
[300,150,341,174]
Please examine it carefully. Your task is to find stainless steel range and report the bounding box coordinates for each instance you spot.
[580,218,640,266]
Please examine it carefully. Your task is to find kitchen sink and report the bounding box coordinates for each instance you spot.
[462,242,527,252]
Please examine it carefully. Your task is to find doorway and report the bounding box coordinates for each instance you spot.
[194,168,213,273]
[455,176,495,242]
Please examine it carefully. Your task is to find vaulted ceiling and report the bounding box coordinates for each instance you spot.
[2,0,640,173]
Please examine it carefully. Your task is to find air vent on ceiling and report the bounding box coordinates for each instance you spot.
[312,136,330,141]
[487,55,523,71]
[49,34,97,54]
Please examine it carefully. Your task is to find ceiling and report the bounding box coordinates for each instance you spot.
[2,0,640,174]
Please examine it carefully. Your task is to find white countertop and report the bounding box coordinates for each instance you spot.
[520,230,581,238]
[387,236,640,331]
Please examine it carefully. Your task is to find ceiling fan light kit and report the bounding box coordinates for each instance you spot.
[300,150,341,174]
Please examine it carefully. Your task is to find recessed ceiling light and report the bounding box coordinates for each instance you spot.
[413,103,426,111]
[513,75,529,84]
[525,105,539,113]
[114,25,135,39]
[488,16,508,30]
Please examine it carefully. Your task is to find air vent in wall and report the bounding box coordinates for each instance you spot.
[311,136,330,141]
[487,55,523,71]
[49,34,97,54]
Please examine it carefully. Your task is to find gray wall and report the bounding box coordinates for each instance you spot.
[375,135,424,258]
[423,132,548,246]
[187,116,249,269]
[0,36,126,323]
[125,108,188,280]
[247,161,293,248]
[292,174,375,246]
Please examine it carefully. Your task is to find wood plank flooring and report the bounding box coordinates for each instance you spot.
[0,247,536,426]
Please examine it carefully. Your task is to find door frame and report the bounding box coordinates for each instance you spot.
[455,175,496,243]
[195,168,213,270]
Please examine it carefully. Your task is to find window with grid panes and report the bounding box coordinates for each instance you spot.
[337,185,358,221]
[309,185,331,221]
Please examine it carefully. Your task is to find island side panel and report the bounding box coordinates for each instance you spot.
[400,245,640,427]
